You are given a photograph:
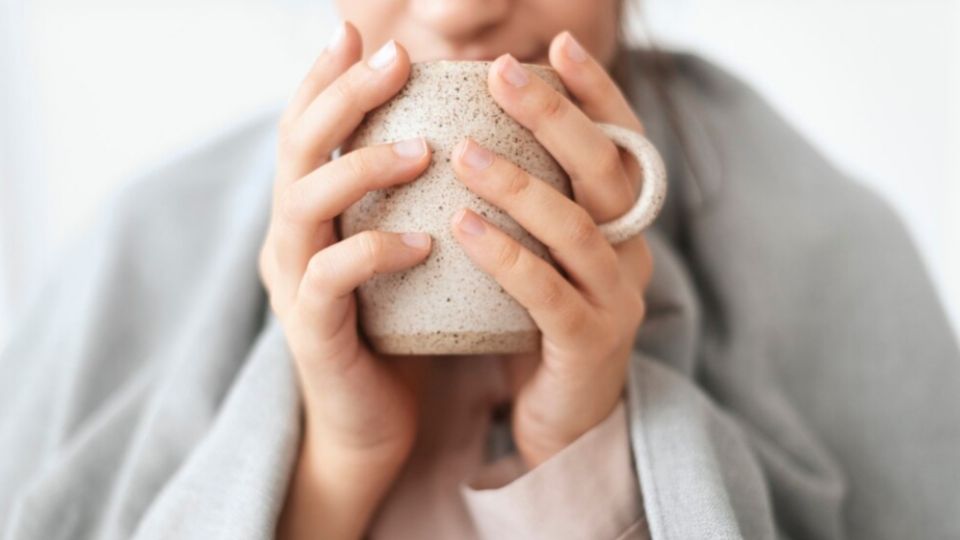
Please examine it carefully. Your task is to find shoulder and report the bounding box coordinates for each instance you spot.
[621,48,908,240]
[620,49,953,352]
[67,106,283,311]
[3,105,282,372]
[0,106,285,511]
[104,106,281,248]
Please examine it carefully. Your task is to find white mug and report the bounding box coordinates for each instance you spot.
[341,60,667,355]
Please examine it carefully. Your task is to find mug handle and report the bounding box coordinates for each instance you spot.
[592,122,668,244]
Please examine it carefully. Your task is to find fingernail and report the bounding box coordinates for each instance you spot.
[326,22,346,52]
[393,137,427,158]
[368,40,397,70]
[454,208,486,236]
[401,232,431,249]
[458,139,494,170]
[498,55,529,87]
[563,32,588,63]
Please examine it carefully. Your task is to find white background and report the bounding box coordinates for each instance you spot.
[1,0,958,345]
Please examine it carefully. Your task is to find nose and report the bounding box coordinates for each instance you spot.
[409,0,510,41]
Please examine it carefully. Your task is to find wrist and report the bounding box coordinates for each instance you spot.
[277,427,412,540]
[514,394,625,469]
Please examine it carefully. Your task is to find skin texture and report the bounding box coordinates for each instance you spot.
[262,2,653,538]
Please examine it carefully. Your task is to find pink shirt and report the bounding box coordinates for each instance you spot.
[366,356,649,539]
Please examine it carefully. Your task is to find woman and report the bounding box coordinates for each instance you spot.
[1,1,957,539]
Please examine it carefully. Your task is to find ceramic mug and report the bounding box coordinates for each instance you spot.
[340,60,666,355]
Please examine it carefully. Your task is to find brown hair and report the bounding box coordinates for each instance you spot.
[616,0,711,213]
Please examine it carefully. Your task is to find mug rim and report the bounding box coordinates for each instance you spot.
[409,59,556,74]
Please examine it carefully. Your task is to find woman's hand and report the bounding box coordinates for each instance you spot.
[259,23,431,540]
[450,33,654,468]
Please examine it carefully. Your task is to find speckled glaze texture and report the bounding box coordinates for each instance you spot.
[341,61,666,355]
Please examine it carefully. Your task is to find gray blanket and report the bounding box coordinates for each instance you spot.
[2,51,958,540]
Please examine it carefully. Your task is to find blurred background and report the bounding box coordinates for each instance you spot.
[1,0,958,345]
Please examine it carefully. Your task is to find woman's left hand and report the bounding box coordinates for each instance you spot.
[450,32,654,468]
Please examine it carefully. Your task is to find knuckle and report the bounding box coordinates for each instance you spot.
[257,243,274,287]
[538,91,566,123]
[258,236,296,317]
[624,287,645,319]
[634,295,647,325]
[344,148,375,180]
[493,238,523,274]
[357,231,385,270]
[502,165,531,197]
[304,251,332,289]
[615,285,646,332]
[565,209,600,247]
[537,277,567,311]
[269,294,284,319]
[597,144,624,181]
[266,290,286,323]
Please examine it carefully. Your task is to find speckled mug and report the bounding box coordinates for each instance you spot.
[341,60,666,355]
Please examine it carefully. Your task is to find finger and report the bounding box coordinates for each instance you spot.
[616,234,654,296]
[548,32,644,133]
[486,53,633,222]
[296,230,432,340]
[548,33,648,199]
[450,208,596,349]
[451,138,620,306]
[286,138,431,227]
[280,39,412,183]
[278,21,363,136]
[275,138,431,287]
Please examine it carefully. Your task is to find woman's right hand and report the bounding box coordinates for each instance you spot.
[258,23,432,540]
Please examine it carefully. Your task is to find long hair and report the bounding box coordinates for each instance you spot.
[616,0,714,213]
